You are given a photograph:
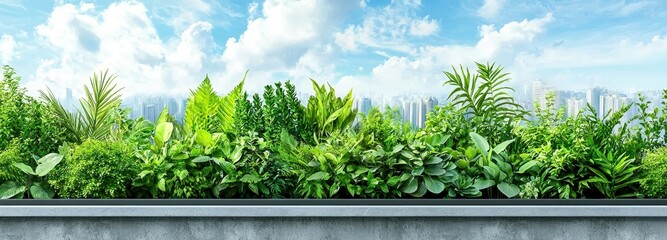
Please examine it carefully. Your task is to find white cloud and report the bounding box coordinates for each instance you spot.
[27,1,216,98]
[334,0,435,53]
[336,13,554,95]
[409,16,438,37]
[0,34,16,64]
[478,0,506,19]
[217,0,356,93]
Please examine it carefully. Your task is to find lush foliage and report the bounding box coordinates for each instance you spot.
[49,139,138,198]
[41,70,123,143]
[1,63,667,199]
[0,66,68,161]
[640,147,667,198]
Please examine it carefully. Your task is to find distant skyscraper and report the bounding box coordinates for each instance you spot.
[359,97,372,115]
[586,87,606,118]
[65,88,74,110]
[566,98,587,118]
[142,104,158,122]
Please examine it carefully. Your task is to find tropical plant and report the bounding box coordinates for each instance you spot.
[0,153,63,199]
[639,147,667,198]
[443,62,527,144]
[40,69,123,142]
[305,79,357,140]
[184,73,246,135]
[49,139,138,198]
[583,145,640,198]
[133,108,224,198]
[214,131,288,198]
[0,141,28,182]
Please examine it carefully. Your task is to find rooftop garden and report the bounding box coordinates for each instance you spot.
[1,63,666,199]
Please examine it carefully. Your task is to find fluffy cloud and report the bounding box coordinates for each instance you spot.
[409,16,438,37]
[27,1,215,98]
[0,34,16,64]
[216,0,357,93]
[478,0,506,18]
[334,0,436,53]
[336,13,554,96]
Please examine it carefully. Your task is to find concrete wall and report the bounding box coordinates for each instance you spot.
[2,217,667,240]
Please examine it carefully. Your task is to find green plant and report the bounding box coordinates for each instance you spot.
[464,132,534,198]
[640,147,667,198]
[394,133,462,197]
[49,139,138,198]
[0,65,69,157]
[0,153,63,199]
[305,79,357,140]
[40,69,122,143]
[443,62,526,144]
[234,81,310,142]
[214,131,287,198]
[133,108,224,198]
[184,73,246,135]
[0,141,28,182]
[583,145,640,198]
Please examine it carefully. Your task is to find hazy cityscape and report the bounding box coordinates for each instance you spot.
[57,80,663,130]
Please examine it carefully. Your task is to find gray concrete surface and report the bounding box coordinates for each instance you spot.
[4,205,667,217]
[1,217,666,240]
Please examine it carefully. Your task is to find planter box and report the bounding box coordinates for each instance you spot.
[2,200,667,239]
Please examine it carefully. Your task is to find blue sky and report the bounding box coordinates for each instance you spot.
[0,0,666,98]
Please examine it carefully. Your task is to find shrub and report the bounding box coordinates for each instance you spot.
[640,147,667,198]
[49,139,139,198]
[0,65,69,157]
[0,141,28,182]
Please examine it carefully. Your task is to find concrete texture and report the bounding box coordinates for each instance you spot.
[4,205,667,217]
[1,217,667,240]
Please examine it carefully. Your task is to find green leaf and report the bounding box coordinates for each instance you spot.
[157,179,166,192]
[412,166,424,175]
[518,160,540,174]
[401,177,418,194]
[473,179,495,190]
[37,153,63,165]
[424,165,446,176]
[30,183,54,199]
[192,156,212,163]
[240,174,261,183]
[424,156,443,165]
[387,176,401,186]
[35,154,64,177]
[307,171,330,181]
[493,139,515,154]
[423,176,445,194]
[154,122,174,148]
[12,163,35,176]
[0,181,26,199]
[497,183,520,198]
[469,132,490,157]
[195,129,213,147]
[175,170,188,180]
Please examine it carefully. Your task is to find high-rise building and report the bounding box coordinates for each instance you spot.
[143,104,158,122]
[566,98,587,118]
[586,87,606,118]
[359,97,372,115]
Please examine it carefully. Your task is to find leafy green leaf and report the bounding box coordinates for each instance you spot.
[518,160,540,174]
[35,154,63,177]
[195,129,213,147]
[12,163,35,176]
[154,122,174,148]
[423,176,445,194]
[469,132,490,157]
[497,182,520,198]
[307,171,330,181]
[473,179,495,190]
[30,183,54,199]
[0,181,25,199]
[493,139,515,154]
